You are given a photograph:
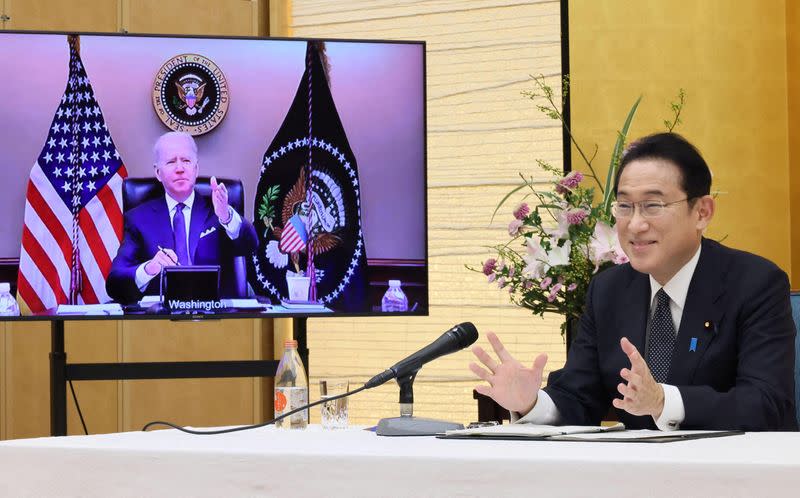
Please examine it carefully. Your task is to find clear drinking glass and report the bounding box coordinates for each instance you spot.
[319,379,349,430]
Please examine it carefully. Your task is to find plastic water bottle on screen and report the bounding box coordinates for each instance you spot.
[0,283,20,317]
[274,340,308,429]
[381,279,409,312]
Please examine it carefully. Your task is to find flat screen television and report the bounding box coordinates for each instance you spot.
[0,31,427,320]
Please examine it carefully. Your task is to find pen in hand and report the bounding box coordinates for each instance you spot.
[157,245,180,266]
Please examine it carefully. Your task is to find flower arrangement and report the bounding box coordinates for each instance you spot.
[475,76,685,337]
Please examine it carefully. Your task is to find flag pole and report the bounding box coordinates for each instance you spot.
[67,34,82,305]
[304,42,318,302]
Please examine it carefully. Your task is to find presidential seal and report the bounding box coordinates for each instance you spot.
[152,54,229,136]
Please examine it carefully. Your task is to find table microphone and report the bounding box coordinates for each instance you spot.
[365,322,479,389]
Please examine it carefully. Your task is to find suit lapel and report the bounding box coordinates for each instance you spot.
[151,198,174,251]
[618,268,651,353]
[668,239,725,385]
[188,195,214,264]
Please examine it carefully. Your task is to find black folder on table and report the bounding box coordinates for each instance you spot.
[436,423,744,443]
[160,265,221,308]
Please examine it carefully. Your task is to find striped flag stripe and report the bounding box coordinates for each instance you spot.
[79,263,99,304]
[79,202,113,276]
[16,272,46,314]
[76,228,110,303]
[20,227,68,307]
[23,198,72,281]
[97,168,125,240]
[87,181,123,261]
[24,176,72,268]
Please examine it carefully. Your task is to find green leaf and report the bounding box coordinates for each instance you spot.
[491,182,528,222]
[602,95,642,215]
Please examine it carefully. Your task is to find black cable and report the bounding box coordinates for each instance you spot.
[141,384,368,435]
[68,379,89,435]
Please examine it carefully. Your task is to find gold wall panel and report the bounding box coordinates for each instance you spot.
[788,0,800,288]
[3,0,119,32]
[569,0,792,279]
[125,0,259,36]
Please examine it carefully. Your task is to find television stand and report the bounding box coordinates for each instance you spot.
[49,317,308,436]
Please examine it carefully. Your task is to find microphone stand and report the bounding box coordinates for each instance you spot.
[376,370,464,436]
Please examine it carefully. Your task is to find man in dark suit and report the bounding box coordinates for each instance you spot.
[471,133,797,431]
[107,132,258,304]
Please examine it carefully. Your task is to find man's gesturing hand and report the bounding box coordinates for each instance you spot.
[469,332,548,414]
[210,176,231,222]
[612,337,665,418]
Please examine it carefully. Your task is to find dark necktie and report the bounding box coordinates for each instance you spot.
[647,289,676,383]
[173,202,190,266]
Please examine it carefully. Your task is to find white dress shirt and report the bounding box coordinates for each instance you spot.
[134,191,243,290]
[516,245,703,431]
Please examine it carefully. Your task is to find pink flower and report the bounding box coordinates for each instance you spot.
[540,276,552,289]
[567,283,578,291]
[556,171,584,194]
[487,273,496,283]
[497,277,506,288]
[523,280,534,290]
[507,266,516,278]
[508,219,523,236]
[482,258,497,276]
[565,208,588,225]
[547,283,563,302]
[513,203,530,220]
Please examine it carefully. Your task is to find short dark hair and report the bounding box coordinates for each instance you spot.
[613,132,712,200]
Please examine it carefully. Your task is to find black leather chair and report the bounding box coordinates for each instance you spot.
[121,176,249,297]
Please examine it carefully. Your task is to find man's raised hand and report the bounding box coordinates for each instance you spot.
[612,337,665,418]
[469,332,548,414]
[210,176,231,222]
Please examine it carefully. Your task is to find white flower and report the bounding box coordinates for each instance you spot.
[546,206,570,240]
[522,236,546,279]
[589,221,627,271]
[546,238,571,268]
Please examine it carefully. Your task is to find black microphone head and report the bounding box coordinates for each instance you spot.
[451,322,479,348]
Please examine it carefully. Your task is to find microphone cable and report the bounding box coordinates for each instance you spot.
[141,384,368,435]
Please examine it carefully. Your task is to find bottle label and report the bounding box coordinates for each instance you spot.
[274,386,308,425]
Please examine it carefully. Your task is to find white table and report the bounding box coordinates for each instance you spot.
[0,426,798,497]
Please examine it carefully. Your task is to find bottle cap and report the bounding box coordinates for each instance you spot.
[388,279,401,287]
[284,339,298,349]
[0,283,9,293]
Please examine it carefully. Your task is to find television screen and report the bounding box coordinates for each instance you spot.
[0,31,427,319]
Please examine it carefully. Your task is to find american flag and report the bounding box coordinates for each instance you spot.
[279,214,309,254]
[17,36,127,313]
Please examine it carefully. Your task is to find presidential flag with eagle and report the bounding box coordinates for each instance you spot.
[251,41,368,311]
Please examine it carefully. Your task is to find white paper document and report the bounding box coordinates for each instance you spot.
[444,422,625,438]
[56,303,123,315]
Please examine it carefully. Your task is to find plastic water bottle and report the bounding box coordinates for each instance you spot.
[274,340,308,429]
[0,283,20,317]
[381,279,409,312]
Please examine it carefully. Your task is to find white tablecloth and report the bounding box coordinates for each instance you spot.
[0,426,798,497]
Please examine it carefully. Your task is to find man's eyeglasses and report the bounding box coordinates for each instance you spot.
[610,198,689,219]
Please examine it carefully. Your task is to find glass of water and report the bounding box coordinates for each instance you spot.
[319,379,349,430]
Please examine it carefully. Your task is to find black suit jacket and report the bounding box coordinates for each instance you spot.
[106,193,258,303]
[544,238,797,431]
